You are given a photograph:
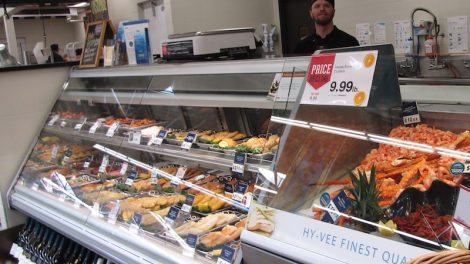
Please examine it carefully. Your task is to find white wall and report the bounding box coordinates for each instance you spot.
[334,0,470,54]
[0,18,80,53]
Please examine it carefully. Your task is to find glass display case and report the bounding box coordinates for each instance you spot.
[7,59,300,264]
[242,45,470,264]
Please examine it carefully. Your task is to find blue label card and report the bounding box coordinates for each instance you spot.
[181,132,197,150]
[129,213,142,234]
[181,195,195,213]
[402,101,421,125]
[320,191,351,224]
[128,169,138,180]
[320,192,331,207]
[218,244,236,263]
[168,206,180,221]
[333,191,351,212]
[225,183,234,193]
[158,130,168,138]
[232,152,246,175]
[186,234,198,249]
[235,183,248,194]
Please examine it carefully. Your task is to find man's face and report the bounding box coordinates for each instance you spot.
[310,0,335,26]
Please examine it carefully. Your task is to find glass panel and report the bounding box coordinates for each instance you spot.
[254,45,469,255]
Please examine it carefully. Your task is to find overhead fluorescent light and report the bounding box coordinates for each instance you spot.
[69,2,89,8]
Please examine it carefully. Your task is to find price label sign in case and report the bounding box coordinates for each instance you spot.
[402,101,421,126]
[232,182,248,203]
[106,122,119,137]
[232,152,247,175]
[129,213,142,234]
[89,120,102,134]
[181,132,197,151]
[217,244,236,264]
[181,195,195,213]
[47,115,59,126]
[128,131,142,145]
[165,207,180,226]
[148,130,167,146]
[300,51,378,107]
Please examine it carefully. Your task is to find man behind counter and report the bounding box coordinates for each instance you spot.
[294,0,359,55]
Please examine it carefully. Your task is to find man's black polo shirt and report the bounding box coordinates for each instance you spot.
[294,26,359,55]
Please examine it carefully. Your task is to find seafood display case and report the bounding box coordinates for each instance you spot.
[242,45,470,264]
[6,59,297,264]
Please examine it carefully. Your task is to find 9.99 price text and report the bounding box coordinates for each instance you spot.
[329,81,358,93]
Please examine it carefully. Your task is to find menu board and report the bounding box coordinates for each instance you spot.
[80,20,114,68]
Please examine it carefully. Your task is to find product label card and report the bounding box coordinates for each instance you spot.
[84,155,93,169]
[89,120,101,134]
[181,132,197,150]
[402,101,421,125]
[165,206,180,225]
[149,130,167,146]
[301,51,378,107]
[128,131,142,145]
[232,152,246,176]
[454,185,470,228]
[99,155,109,173]
[107,202,120,224]
[217,244,236,264]
[176,167,187,179]
[268,72,307,102]
[74,118,87,131]
[51,144,60,160]
[186,234,199,248]
[106,122,120,137]
[129,213,142,234]
[120,162,129,175]
[321,191,351,224]
[150,168,158,184]
[60,121,67,128]
[48,115,59,126]
[232,183,249,202]
[181,195,195,213]
[225,183,234,194]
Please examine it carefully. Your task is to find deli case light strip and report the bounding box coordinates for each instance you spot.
[271,116,470,160]
[92,144,249,211]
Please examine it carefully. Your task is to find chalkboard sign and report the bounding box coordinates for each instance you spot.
[80,20,114,68]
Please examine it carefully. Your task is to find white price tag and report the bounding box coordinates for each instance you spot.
[106,122,119,137]
[84,161,90,168]
[150,169,158,184]
[125,178,134,186]
[92,202,100,216]
[216,258,231,264]
[74,199,81,208]
[60,121,67,128]
[51,144,59,160]
[89,121,101,134]
[120,162,129,175]
[176,167,187,179]
[10,243,18,256]
[99,165,107,173]
[31,183,39,191]
[59,194,66,202]
[232,163,244,174]
[231,192,244,202]
[128,132,142,144]
[403,114,421,125]
[454,185,470,228]
[74,118,87,131]
[181,204,192,213]
[181,132,197,151]
[181,141,193,150]
[165,217,175,226]
[301,51,378,107]
[107,202,120,224]
[464,164,470,173]
[129,214,142,234]
[48,115,59,126]
[99,155,109,173]
[149,130,168,146]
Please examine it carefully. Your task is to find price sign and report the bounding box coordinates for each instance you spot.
[232,183,248,202]
[89,120,102,134]
[59,193,66,202]
[74,118,87,131]
[224,183,234,194]
[53,172,75,196]
[150,169,158,184]
[184,234,198,257]
[453,185,470,229]
[129,213,142,234]
[300,51,378,107]
[232,152,247,176]
[107,202,120,224]
[217,244,236,264]
[402,101,421,126]
[181,133,197,151]
[73,198,81,208]
[92,202,100,216]
[181,195,195,213]
[176,167,187,179]
[84,155,93,169]
[48,115,60,126]
[99,155,109,173]
[128,131,142,145]
[125,169,138,186]
[51,144,60,161]
[148,130,167,146]
[61,149,72,166]
[31,183,39,191]
[165,206,180,226]
[321,191,352,224]
[120,162,129,175]
[9,243,18,257]
[60,121,67,128]
[106,122,119,137]
[464,163,470,174]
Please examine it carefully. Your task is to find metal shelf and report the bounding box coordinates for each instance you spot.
[59,90,275,109]
[43,126,271,173]
[10,185,208,264]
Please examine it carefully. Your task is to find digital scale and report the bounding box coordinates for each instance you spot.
[161,27,257,60]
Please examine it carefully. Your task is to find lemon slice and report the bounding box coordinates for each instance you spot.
[219,141,229,148]
[451,240,466,249]
[378,220,397,236]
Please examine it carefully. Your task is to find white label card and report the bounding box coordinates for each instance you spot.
[125,178,134,186]
[92,202,100,215]
[176,167,187,179]
[60,121,67,128]
[48,115,59,126]
[89,121,101,134]
[454,185,470,228]
[99,155,109,173]
[150,169,158,184]
[31,183,39,191]
[128,132,142,145]
[51,144,59,160]
[301,51,378,107]
[106,122,119,137]
[107,202,120,224]
[74,199,81,208]
[74,118,87,131]
[120,162,129,175]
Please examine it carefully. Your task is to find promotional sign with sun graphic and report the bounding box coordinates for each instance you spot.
[300,51,378,107]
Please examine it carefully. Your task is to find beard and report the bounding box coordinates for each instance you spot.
[314,15,333,26]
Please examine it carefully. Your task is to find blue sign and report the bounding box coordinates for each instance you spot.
[184,133,197,143]
[185,195,195,206]
[225,183,234,193]
[220,244,236,262]
[186,234,198,248]
[168,206,180,221]
[235,183,248,194]
[158,130,168,138]
[321,212,335,224]
[234,152,246,165]
[133,213,142,225]
[334,191,351,211]
[320,193,331,207]
[451,162,465,176]
[128,169,138,179]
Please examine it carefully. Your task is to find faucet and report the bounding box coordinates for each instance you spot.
[410,8,441,73]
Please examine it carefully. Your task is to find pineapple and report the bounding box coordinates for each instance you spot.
[348,164,383,230]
